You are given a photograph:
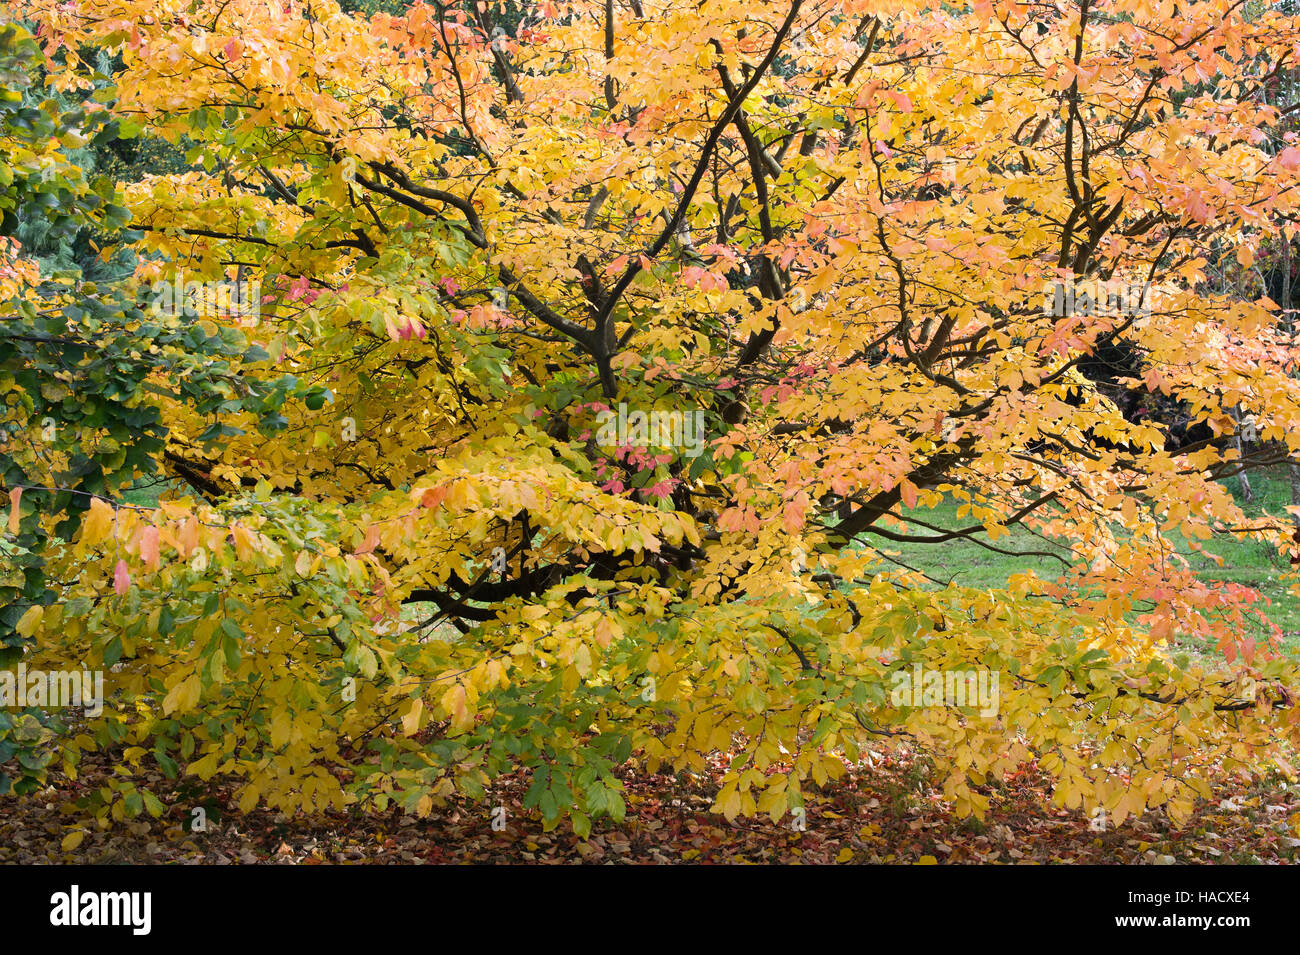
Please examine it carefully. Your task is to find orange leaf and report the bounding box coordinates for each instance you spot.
[139,525,160,571]
[900,479,918,510]
[356,523,381,555]
[178,516,199,557]
[6,486,21,535]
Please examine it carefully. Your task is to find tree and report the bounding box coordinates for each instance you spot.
[0,19,309,795]
[6,0,1300,831]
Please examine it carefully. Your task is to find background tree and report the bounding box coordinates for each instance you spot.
[0,20,311,795]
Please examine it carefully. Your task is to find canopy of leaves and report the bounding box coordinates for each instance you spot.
[5,0,1300,834]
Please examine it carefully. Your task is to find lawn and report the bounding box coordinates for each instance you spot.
[887,468,1300,654]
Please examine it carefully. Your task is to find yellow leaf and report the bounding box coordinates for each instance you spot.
[15,604,42,638]
[81,496,114,547]
[441,684,472,733]
[162,675,201,715]
[188,751,219,780]
[836,847,855,863]
[271,711,293,748]
[61,830,85,852]
[238,784,261,814]
[757,783,788,822]
[402,696,424,736]
[574,642,592,676]
[715,785,742,821]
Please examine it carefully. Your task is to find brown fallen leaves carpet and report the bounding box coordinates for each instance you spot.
[2,748,1298,864]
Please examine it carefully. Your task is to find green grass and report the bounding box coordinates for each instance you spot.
[121,478,176,508]
[886,468,1300,655]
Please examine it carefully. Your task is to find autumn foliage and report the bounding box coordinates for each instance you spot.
[5,0,1300,835]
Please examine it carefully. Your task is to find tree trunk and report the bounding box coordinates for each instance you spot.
[1234,408,1253,504]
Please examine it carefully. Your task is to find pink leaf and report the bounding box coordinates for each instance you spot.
[113,560,131,595]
